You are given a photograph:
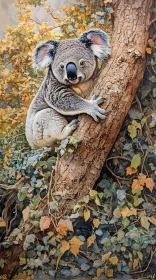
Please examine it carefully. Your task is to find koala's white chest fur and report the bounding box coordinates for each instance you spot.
[71,79,92,98]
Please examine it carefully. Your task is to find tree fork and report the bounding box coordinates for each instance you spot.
[53,0,153,215]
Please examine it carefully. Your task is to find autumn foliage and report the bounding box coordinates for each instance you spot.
[0,0,155,279]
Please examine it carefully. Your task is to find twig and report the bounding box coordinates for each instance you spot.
[30,18,42,25]
[141,151,149,176]
[0,177,29,191]
[106,156,131,162]
[105,161,131,181]
[79,250,94,262]
[129,248,156,274]
[149,17,156,27]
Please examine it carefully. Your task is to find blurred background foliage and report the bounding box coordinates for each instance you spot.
[0,1,156,279]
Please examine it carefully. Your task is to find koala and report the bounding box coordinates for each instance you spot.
[25,29,110,149]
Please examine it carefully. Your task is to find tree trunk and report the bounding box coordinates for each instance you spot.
[53,0,153,216]
[0,0,153,278]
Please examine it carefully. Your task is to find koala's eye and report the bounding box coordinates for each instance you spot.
[59,63,64,70]
[79,59,85,66]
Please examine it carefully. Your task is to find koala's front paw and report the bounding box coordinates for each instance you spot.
[68,119,79,129]
[61,119,79,139]
[88,94,107,122]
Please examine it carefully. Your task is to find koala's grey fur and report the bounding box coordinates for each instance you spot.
[25,29,110,149]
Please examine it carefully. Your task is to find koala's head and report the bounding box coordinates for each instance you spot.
[33,29,110,85]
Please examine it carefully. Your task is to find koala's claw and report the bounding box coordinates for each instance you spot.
[88,95,107,122]
[68,119,79,128]
[91,94,98,100]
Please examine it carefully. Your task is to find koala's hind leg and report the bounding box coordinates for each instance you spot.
[32,108,79,148]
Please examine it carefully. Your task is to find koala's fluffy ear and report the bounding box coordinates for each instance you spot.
[33,40,58,68]
[79,29,110,60]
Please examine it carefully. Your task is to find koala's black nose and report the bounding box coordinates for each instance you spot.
[66,63,77,80]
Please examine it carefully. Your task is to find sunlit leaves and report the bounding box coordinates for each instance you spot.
[126,166,137,176]
[60,236,84,256]
[60,240,70,254]
[84,209,90,221]
[22,206,31,222]
[109,256,119,265]
[70,236,84,256]
[56,219,73,236]
[130,154,141,169]
[93,218,100,228]
[102,252,111,262]
[128,120,141,139]
[140,215,150,231]
[120,206,137,219]
[40,216,51,231]
[87,234,96,248]
[131,173,155,194]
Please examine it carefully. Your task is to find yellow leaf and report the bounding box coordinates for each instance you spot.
[145,178,155,192]
[89,190,97,198]
[133,258,139,269]
[56,226,67,236]
[40,216,51,231]
[80,195,89,203]
[56,219,73,236]
[97,268,104,277]
[149,216,156,226]
[93,218,100,228]
[105,269,113,277]
[95,196,101,206]
[131,179,143,194]
[146,47,152,54]
[69,236,84,256]
[0,220,6,228]
[109,255,119,265]
[73,204,81,212]
[137,251,143,260]
[126,166,137,176]
[70,244,80,256]
[20,257,26,266]
[120,207,137,219]
[138,173,146,186]
[84,209,90,221]
[70,236,84,246]
[87,234,96,248]
[16,172,22,180]
[148,39,154,47]
[102,252,111,262]
[60,240,70,254]
[22,206,30,222]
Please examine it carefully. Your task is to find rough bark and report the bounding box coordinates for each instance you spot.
[0,0,153,278]
[53,0,153,216]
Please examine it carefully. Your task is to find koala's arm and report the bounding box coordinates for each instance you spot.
[44,72,107,122]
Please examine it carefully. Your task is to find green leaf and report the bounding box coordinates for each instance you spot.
[122,218,130,228]
[18,187,28,201]
[128,124,137,139]
[89,190,97,198]
[31,195,40,208]
[140,215,150,230]
[49,200,58,212]
[10,228,21,237]
[133,196,144,207]
[153,87,156,97]
[130,154,141,169]
[128,120,141,139]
